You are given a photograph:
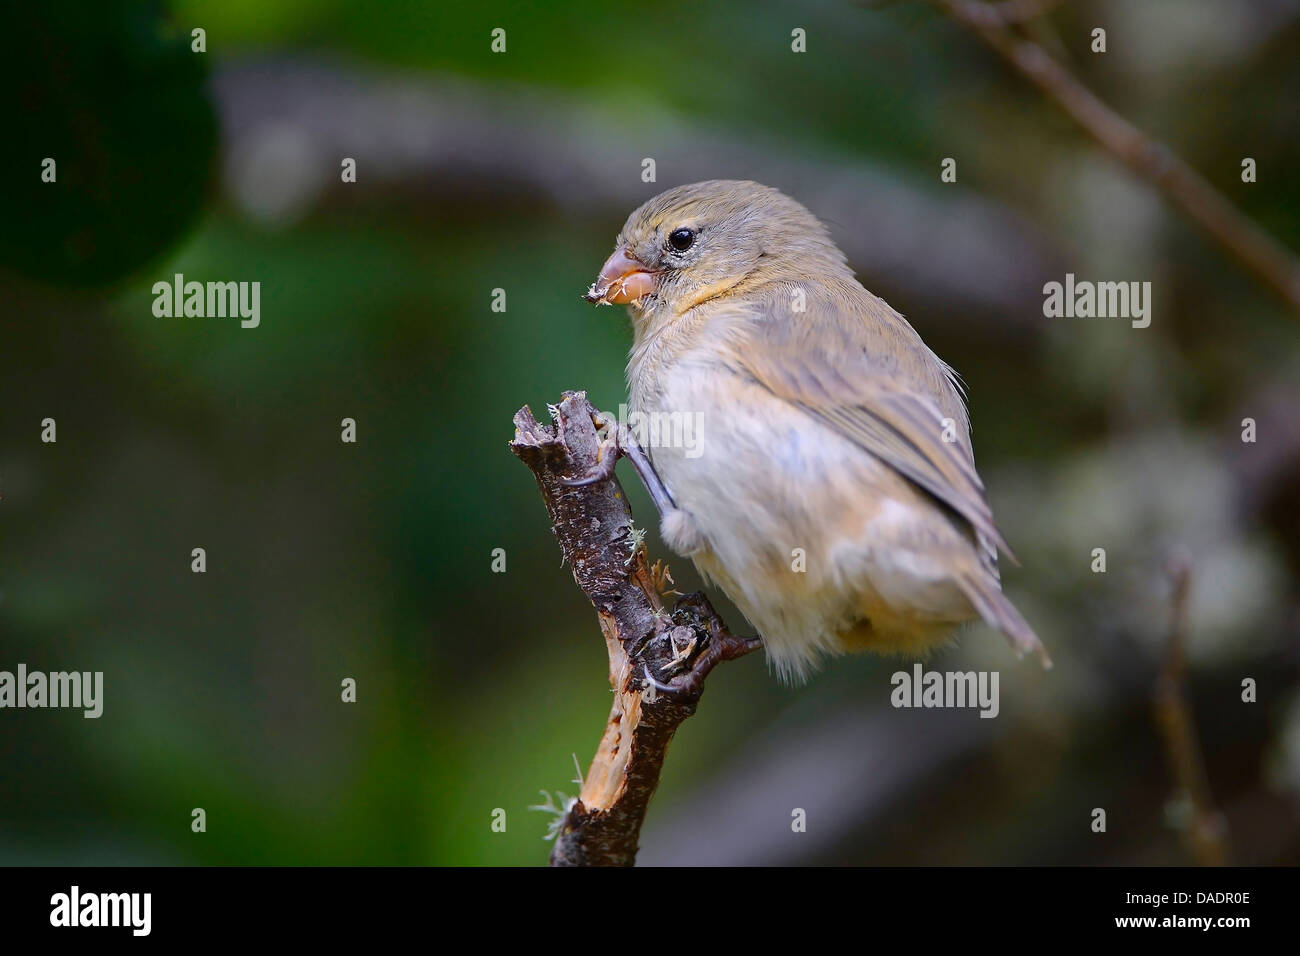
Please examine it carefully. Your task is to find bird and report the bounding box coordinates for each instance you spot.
[582,179,1048,682]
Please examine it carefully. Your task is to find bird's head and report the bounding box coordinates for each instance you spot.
[583,180,848,321]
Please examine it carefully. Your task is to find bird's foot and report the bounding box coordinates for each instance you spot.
[558,411,621,487]
[559,409,677,519]
[639,593,763,700]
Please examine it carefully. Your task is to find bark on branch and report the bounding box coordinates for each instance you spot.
[510,391,758,866]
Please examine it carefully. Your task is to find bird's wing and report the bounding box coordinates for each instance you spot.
[730,283,1014,560]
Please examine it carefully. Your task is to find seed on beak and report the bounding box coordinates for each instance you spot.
[584,248,657,306]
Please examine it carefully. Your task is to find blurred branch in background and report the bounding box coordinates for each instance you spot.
[211,59,1062,324]
[511,392,758,866]
[1155,556,1230,865]
[931,0,1300,313]
[976,0,1063,25]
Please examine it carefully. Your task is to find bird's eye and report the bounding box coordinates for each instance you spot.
[667,228,696,253]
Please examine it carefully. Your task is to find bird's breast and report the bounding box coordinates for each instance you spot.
[632,357,875,576]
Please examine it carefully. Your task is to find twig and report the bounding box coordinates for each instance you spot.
[932,0,1300,313]
[510,391,759,866]
[1153,556,1229,866]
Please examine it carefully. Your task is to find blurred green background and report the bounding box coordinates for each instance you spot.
[2,0,1298,865]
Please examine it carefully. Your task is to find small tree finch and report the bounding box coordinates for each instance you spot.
[583,180,1048,681]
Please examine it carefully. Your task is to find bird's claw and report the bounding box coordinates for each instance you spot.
[559,413,621,487]
[638,618,763,702]
[559,455,617,487]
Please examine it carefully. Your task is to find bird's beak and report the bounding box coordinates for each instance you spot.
[583,248,657,306]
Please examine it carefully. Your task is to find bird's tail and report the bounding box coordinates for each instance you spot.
[957,574,1052,669]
